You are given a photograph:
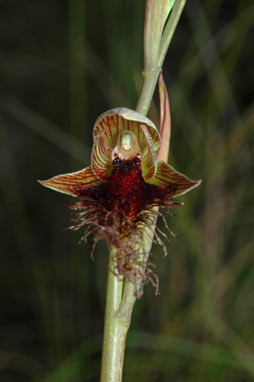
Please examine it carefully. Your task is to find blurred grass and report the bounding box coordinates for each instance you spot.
[0,0,253,381]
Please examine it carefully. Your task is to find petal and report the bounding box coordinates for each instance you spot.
[146,161,202,197]
[91,107,161,181]
[91,131,113,181]
[140,124,157,180]
[38,166,101,197]
[157,72,171,162]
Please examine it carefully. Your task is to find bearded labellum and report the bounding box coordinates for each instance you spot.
[39,107,201,293]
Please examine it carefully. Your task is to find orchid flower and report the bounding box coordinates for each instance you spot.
[39,105,201,290]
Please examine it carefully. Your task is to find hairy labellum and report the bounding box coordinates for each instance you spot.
[39,107,201,295]
[75,157,177,225]
[69,156,180,295]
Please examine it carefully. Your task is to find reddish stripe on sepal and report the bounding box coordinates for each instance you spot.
[146,161,201,197]
[38,166,102,197]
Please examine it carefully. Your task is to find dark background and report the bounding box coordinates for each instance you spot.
[0,0,253,381]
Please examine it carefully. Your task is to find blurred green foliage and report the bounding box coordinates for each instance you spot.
[0,0,253,381]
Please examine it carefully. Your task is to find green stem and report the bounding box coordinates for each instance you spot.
[100,1,187,380]
[100,215,158,382]
[136,0,187,116]
[136,68,161,115]
[100,247,125,382]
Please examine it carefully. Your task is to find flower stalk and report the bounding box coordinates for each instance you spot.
[101,1,189,381]
[100,247,126,382]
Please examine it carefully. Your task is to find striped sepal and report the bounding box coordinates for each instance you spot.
[93,108,160,150]
[38,166,101,197]
[146,161,202,197]
[92,108,161,181]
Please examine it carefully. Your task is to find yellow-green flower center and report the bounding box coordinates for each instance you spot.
[113,131,140,160]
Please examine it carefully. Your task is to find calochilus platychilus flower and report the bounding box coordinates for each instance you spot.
[39,106,201,292]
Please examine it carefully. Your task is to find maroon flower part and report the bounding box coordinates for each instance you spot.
[39,108,201,292]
